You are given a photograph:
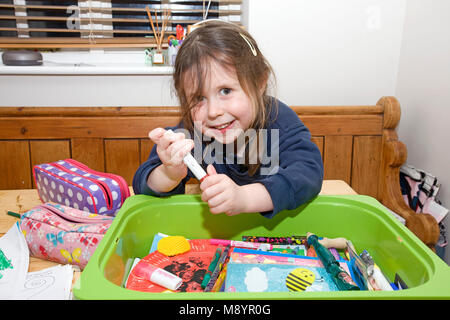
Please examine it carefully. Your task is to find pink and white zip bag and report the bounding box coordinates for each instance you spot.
[33,159,130,217]
[20,203,114,269]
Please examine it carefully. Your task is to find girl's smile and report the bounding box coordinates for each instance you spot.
[209,119,235,134]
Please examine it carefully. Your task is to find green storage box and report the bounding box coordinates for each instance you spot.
[73,194,450,299]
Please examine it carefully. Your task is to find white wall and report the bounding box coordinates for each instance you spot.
[396,0,450,264]
[248,0,406,105]
[0,74,177,107]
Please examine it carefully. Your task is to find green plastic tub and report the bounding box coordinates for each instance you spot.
[73,194,450,299]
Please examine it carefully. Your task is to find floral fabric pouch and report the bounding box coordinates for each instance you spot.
[19,203,114,269]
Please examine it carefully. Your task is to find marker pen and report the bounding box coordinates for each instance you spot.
[166,129,208,182]
[210,239,272,250]
[133,261,182,291]
[182,152,208,182]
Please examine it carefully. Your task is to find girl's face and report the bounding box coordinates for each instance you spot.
[188,60,254,145]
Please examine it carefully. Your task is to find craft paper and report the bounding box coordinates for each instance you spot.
[17,264,74,300]
[0,222,74,300]
[0,222,29,299]
[127,239,218,293]
[225,263,339,292]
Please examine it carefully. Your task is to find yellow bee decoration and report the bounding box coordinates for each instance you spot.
[285,268,315,292]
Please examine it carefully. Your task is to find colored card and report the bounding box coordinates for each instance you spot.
[224,263,338,292]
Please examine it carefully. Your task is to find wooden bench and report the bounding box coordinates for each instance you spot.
[0,96,439,248]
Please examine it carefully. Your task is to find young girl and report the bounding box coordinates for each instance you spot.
[133,20,323,218]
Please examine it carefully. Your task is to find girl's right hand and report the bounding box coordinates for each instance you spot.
[148,128,194,179]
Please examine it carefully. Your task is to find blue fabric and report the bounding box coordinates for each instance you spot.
[132,98,324,218]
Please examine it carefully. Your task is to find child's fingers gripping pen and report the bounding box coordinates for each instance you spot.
[166,129,208,182]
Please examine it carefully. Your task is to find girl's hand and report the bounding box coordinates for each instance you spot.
[200,165,249,216]
[149,128,194,181]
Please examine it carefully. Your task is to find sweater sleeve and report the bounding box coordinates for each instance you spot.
[257,107,324,218]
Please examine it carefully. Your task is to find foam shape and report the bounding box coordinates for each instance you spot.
[157,236,190,256]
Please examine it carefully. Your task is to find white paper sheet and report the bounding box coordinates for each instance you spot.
[18,264,74,300]
[0,222,74,300]
[0,222,29,299]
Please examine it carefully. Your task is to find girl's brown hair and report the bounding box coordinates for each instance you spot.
[173,20,277,175]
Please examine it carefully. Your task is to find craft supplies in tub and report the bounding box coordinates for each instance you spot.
[73,194,450,299]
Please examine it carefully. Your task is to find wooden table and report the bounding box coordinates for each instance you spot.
[0,180,356,292]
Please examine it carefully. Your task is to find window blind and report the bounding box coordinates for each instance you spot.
[0,0,242,48]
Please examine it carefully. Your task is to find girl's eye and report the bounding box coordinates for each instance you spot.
[220,88,231,95]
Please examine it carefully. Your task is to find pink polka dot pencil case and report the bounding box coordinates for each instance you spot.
[20,202,114,269]
[33,159,130,217]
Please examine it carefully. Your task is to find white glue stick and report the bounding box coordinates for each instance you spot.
[166,129,208,182]
[133,261,182,291]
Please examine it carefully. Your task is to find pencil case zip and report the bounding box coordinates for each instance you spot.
[33,159,129,216]
[34,203,114,225]
[65,158,130,202]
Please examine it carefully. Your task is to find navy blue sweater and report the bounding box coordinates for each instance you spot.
[132,98,324,218]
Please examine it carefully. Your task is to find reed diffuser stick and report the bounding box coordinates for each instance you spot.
[154,8,159,43]
[159,9,171,50]
[145,6,159,48]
